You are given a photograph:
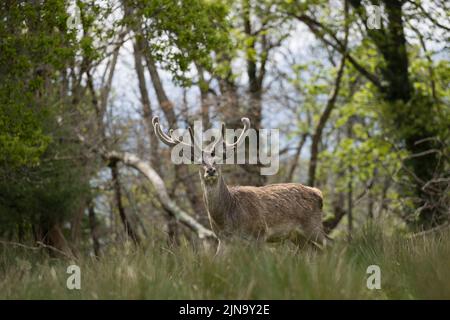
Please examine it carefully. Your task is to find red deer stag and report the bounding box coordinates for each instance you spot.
[152,116,326,249]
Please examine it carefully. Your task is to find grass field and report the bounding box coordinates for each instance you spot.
[1,223,449,299]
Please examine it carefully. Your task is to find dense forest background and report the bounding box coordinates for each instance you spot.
[0,1,449,298]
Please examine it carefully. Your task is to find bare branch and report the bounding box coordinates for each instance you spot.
[105,151,217,241]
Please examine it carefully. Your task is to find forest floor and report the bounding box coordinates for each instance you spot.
[0,223,449,299]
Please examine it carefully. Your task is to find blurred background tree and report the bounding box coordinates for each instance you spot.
[0,0,448,255]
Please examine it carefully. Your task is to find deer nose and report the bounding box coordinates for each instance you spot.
[206,167,216,176]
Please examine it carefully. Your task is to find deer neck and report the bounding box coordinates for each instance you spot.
[201,173,233,230]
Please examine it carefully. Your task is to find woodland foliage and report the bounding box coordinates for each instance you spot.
[0,0,448,257]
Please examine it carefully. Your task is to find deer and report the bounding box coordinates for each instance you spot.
[152,116,326,251]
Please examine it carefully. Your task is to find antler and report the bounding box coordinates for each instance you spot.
[152,116,250,157]
[209,117,251,155]
[152,116,202,151]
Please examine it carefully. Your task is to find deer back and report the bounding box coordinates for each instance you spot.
[219,183,324,240]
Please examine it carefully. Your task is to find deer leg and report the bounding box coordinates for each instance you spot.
[290,227,309,250]
[214,239,225,257]
[295,215,326,251]
[305,223,326,251]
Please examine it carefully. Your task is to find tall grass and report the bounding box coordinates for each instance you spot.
[0,224,449,299]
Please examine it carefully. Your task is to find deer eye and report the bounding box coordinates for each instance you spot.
[211,150,215,157]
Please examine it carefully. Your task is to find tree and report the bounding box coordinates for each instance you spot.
[284,0,449,229]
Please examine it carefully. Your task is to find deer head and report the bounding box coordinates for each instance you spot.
[152,116,250,185]
[152,116,326,248]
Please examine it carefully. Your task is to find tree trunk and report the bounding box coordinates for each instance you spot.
[241,0,267,187]
[88,201,101,257]
[286,133,308,182]
[347,0,445,228]
[109,161,140,245]
[196,64,211,129]
[347,178,353,241]
[308,53,346,187]
[70,203,85,252]
[105,151,217,243]
[144,52,207,220]
[368,191,374,220]
[308,3,348,187]
[34,221,73,258]
[133,39,161,171]
[347,118,354,241]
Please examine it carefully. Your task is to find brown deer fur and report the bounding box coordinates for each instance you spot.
[152,116,326,248]
[200,167,325,246]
